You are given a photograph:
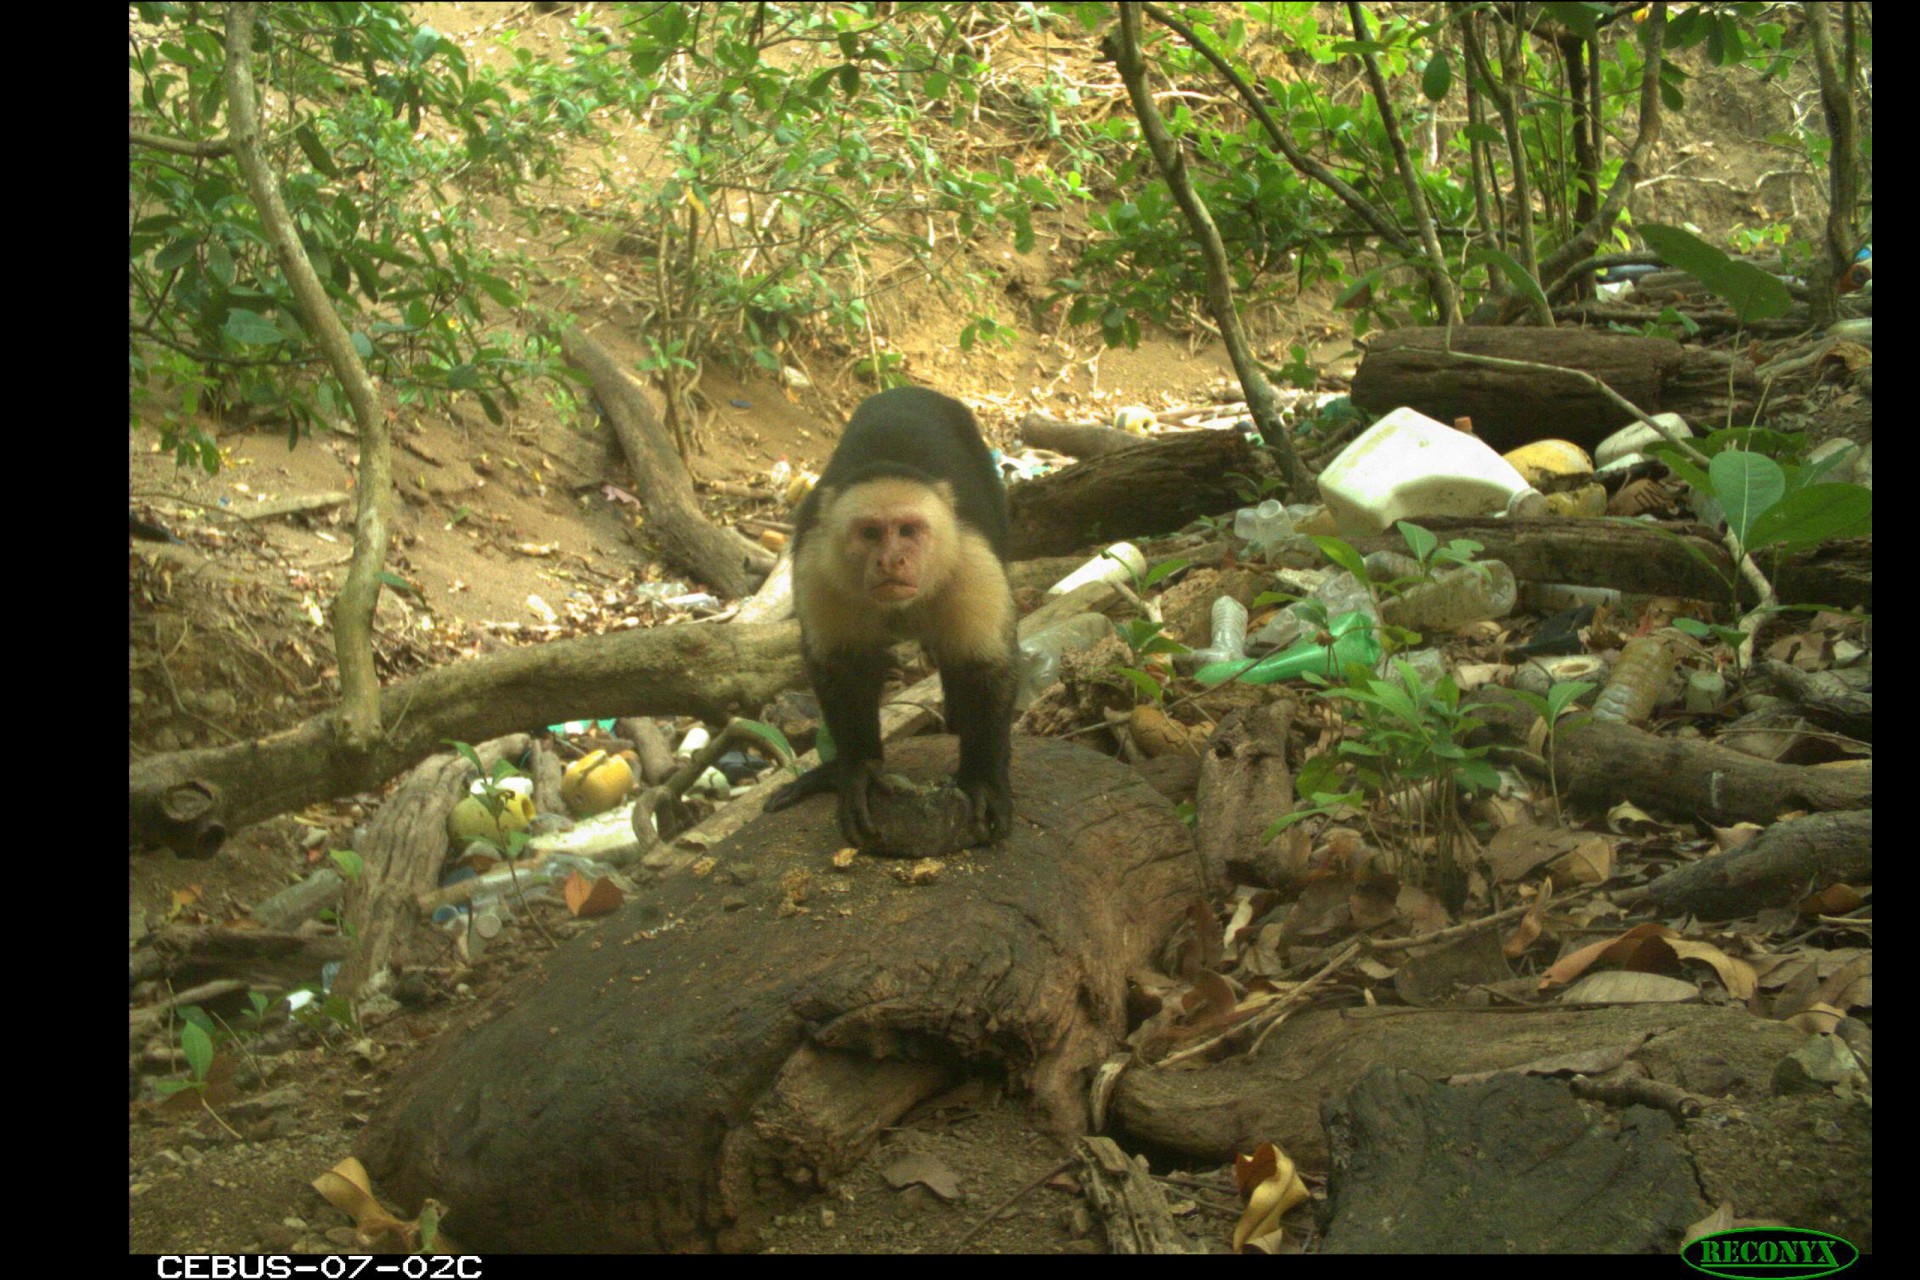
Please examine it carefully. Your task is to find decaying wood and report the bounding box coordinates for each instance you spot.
[1322,1068,1703,1252]
[1345,517,1870,613]
[731,549,793,624]
[1473,689,1872,824]
[617,715,677,784]
[129,927,351,995]
[336,735,528,1002]
[227,490,351,521]
[1017,411,1147,460]
[1008,430,1270,557]
[128,619,805,853]
[361,734,1197,1252]
[560,322,773,598]
[1350,326,1761,454]
[1108,1003,1809,1170]
[1639,808,1872,919]
[1076,1136,1202,1253]
[1195,699,1297,892]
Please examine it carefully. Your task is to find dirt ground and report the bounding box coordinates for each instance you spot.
[129,2,1863,1255]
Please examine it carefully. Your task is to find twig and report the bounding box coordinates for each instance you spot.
[944,1156,1076,1252]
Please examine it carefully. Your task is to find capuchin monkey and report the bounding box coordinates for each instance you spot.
[767,386,1018,848]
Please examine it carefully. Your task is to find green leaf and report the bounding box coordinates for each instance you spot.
[1421,52,1451,101]
[1311,535,1368,583]
[1546,681,1595,718]
[1648,442,1710,494]
[223,310,286,346]
[1396,521,1438,567]
[1115,667,1165,703]
[1709,450,1785,548]
[1141,558,1189,590]
[1640,224,1792,324]
[181,1019,214,1082]
[1468,246,1549,310]
[329,849,365,881]
[1744,483,1871,553]
[732,718,796,766]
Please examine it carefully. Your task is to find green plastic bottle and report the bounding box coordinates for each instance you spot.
[1193,611,1382,687]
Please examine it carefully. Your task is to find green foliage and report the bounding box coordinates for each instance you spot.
[1639,223,1793,324]
[572,4,1066,387]
[1504,679,1595,814]
[130,3,576,466]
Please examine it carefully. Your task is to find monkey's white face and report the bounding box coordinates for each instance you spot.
[853,509,932,604]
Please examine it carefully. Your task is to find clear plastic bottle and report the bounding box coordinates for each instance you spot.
[1177,597,1250,674]
[1017,612,1113,707]
[1592,635,1674,723]
[1233,499,1294,557]
[1378,561,1517,631]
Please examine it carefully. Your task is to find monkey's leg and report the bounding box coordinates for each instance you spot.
[940,651,1017,842]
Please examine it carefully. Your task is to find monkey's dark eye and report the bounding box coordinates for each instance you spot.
[858,524,884,543]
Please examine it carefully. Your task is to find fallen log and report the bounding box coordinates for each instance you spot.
[129,620,804,855]
[361,734,1198,1252]
[1345,517,1870,613]
[1472,689,1872,825]
[1017,412,1146,460]
[1350,327,1761,454]
[1008,430,1270,558]
[561,322,773,598]
[1638,808,1872,919]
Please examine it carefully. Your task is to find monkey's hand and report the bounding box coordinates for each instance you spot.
[835,759,898,848]
[959,776,1013,844]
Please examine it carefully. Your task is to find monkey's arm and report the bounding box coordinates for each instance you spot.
[940,646,1017,842]
[770,643,890,846]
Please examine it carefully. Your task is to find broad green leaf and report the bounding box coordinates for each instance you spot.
[1744,483,1872,553]
[1311,535,1368,583]
[1709,450,1785,548]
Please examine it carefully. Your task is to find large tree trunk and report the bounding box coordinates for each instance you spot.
[1350,327,1761,454]
[360,734,1198,1252]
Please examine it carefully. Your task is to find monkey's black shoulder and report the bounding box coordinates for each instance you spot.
[812,386,1008,551]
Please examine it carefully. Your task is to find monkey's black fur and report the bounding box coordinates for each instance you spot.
[768,386,1018,849]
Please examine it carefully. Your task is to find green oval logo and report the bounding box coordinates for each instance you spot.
[1683,1227,1859,1279]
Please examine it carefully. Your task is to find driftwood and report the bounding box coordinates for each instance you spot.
[1194,699,1297,893]
[1639,809,1872,919]
[1350,326,1761,454]
[336,735,527,1000]
[1473,690,1872,826]
[129,620,805,855]
[361,734,1198,1252]
[560,322,772,598]
[1008,430,1270,558]
[1017,412,1147,460]
[129,926,351,993]
[1076,1137,1202,1253]
[1346,517,1871,613]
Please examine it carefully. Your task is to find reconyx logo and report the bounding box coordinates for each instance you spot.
[1683,1227,1860,1278]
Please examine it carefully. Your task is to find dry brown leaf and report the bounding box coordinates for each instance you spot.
[1667,939,1758,1000]
[563,870,625,918]
[1539,922,1677,990]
